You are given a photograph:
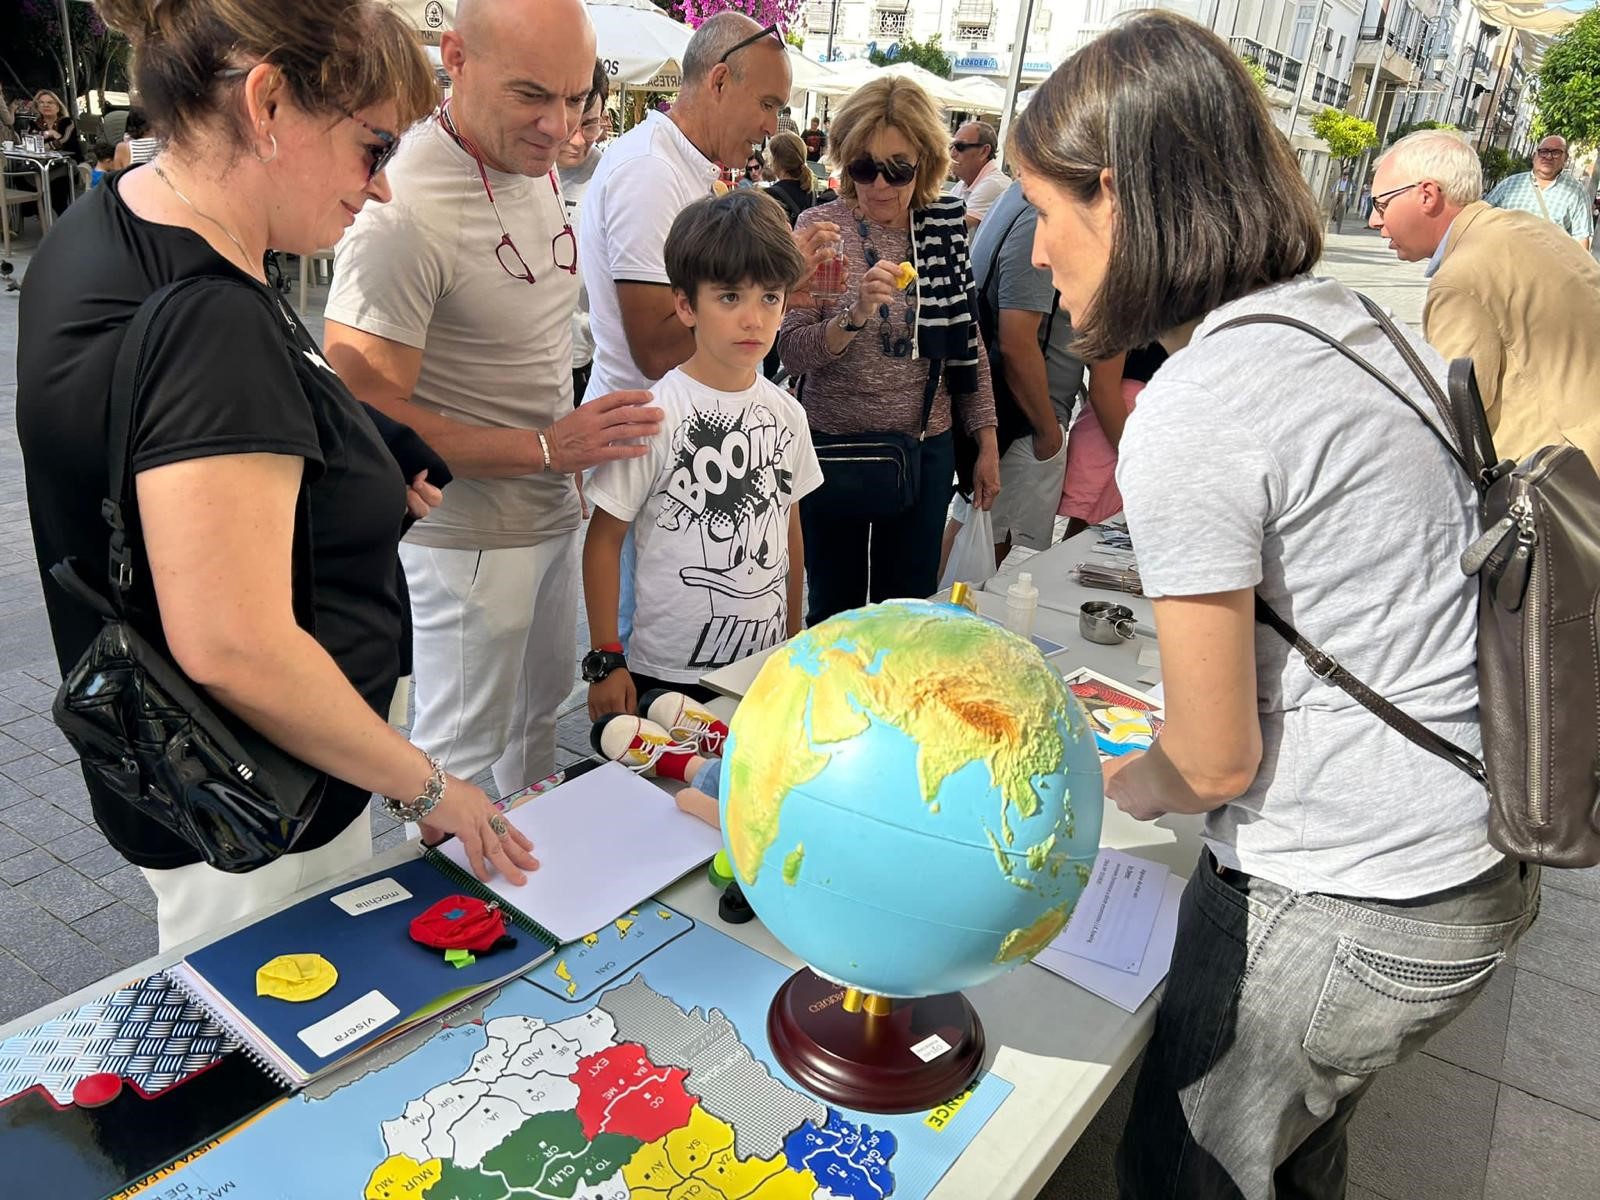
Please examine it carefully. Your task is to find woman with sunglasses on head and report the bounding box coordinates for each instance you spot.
[1011,14,1537,1197]
[17,0,538,951]
[780,76,999,624]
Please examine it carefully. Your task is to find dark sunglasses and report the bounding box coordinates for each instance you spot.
[345,112,401,181]
[950,141,983,153]
[718,23,782,65]
[846,156,918,186]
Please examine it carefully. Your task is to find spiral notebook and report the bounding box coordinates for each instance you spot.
[167,763,722,1087]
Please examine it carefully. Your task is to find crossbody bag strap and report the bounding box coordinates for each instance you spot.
[1255,596,1486,782]
[104,278,216,603]
[103,276,318,632]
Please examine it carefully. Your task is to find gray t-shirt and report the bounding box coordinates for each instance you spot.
[971,180,1085,425]
[1117,275,1502,899]
[327,117,580,550]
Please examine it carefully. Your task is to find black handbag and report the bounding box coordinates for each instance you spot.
[801,361,941,518]
[50,277,328,874]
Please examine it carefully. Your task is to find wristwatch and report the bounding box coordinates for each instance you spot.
[835,310,868,333]
[582,643,628,683]
[383,753,446,823]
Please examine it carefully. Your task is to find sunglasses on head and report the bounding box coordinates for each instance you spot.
[846,156,918,186]
[718,23,782,65]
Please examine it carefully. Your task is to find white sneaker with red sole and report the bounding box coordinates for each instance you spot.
[639,689,730,757]
[590,713,696,777]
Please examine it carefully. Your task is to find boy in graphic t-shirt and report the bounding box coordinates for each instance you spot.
[582,190,823,778]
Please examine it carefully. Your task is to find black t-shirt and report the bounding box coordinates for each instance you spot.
[801,128,826,161]
[16,174,409,869]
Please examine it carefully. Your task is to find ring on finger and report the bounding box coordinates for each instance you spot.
[489,814,509,837]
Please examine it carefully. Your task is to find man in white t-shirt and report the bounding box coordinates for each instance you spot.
[581,13,824,401]
[322,0,662,799]
[950,120,1007,229]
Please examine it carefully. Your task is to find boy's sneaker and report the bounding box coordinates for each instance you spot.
[639,689,731,757]
[591,714,696,778]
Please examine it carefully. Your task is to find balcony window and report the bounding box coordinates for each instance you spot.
[806,1,833,32]
[874,8,908,38]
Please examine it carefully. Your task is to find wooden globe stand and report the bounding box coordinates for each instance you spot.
[767,967,985,1114]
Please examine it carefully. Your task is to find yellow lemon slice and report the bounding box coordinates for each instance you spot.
[256,953,338,1002]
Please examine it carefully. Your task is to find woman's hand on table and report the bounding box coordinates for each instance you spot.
[1104,751,1166,821]
[850,260,903,326]
[418,773,539,885]
[972,440,1002,511]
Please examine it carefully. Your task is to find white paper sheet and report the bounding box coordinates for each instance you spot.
[438,761,723,943]
[1034,873,1186,1013]
[1053,850,1170,973]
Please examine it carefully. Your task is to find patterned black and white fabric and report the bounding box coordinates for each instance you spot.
[908,195,981,398]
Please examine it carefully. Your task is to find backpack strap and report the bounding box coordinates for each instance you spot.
[1206,295,1488,785]
[1254,595,1485,783]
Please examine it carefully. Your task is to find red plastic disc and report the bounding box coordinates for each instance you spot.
[72,1072,123,1108]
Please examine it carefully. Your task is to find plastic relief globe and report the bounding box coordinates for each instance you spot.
[720,599,1104,997]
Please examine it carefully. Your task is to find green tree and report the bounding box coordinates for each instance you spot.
[868,34,953,78]
[15,0,130,115]
[1311,107,1379,163]
[1538,7,1600,143]
[1241,57,1269,92]
[1479,146,1530,189]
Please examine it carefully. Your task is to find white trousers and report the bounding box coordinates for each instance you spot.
[141,809,373,952]
[400,533,579,797]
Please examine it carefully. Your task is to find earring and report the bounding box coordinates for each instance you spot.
[255,133,277,165]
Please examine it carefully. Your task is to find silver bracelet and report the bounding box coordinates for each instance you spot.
[383,753,446,823]
[536,428,554,474]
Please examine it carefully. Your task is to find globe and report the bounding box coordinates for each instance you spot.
[720,599,1104,1001]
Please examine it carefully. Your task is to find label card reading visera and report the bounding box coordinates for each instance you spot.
[297,990,400,1058]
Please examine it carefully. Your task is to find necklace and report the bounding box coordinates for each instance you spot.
[854,211,916,358]
[151,161,256,271]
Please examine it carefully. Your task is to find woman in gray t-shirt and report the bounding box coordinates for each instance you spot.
[1010,12,1538,1199]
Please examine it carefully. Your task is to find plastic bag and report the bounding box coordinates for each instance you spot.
[939,506,998,592]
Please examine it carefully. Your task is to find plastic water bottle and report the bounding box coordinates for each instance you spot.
[1005,572,1039,638]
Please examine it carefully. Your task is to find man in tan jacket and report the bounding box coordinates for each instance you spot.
[1370,129,1600,469]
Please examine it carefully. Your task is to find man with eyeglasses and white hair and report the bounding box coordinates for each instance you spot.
[1487,133,1593,250]
[322,0,664,809]
[1370,128,1600,470]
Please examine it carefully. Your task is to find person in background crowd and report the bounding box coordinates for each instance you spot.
[0,85,16,144]
[1487,134,1592,249]
[1013,14,1537,1197]
[738,152,764,187]
[1371,128,1600,470]
[782,76,999,623]
[89,139,116,187]
[18,0,536,951]
[949,119,1005,228]
[113,109,161,169]
[766,130,834,226]
[1056,343,1165,540]
[31,89,82,216]
[776,104,798,136]
[560,59,611,405]
[322,0,662,810]
[584,191,820,722]
[802,114,826,163]
[941,176,1093,571]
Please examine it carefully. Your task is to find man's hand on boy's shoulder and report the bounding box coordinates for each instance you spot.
[587,669,638,722]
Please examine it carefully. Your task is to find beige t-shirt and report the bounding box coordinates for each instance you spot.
[327,116,580,549]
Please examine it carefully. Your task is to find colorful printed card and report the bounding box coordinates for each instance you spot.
[1060,667,1165,759]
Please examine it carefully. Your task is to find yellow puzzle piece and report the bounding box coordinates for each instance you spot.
[255,953,337,1002]
[364,1153,441,1199]
[895,261,917,289]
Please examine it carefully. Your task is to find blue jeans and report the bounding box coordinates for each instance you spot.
[800,430,955,626]
[1116,851,1539,1200]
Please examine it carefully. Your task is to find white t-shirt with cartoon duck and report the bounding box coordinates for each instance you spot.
[586,367,824,684]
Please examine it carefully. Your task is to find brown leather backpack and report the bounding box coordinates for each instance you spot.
[1213,295,1600,867]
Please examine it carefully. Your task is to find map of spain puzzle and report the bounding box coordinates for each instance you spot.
[120,901,1011,1200]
